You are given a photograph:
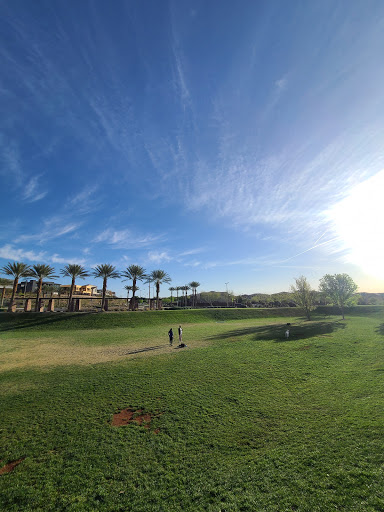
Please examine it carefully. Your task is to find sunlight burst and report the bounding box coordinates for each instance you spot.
[328,170,384,279]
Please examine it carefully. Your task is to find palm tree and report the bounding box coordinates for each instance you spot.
[149,270,171,310]
[124,285,133,306]
[176,286,181,306]
[183,285,191,307]
[29,264,58,311]
[169,286,175,304]
[189,281,200,308]
[0,261,32,312]
[92,264,120,311]
[121,265,147,311]
[60,264,89,311]
[180,285,187,307]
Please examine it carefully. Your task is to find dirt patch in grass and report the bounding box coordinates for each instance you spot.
[0,457,25,475]
[111,409,161,432]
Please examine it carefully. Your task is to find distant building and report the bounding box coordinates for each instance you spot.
[97,289,116,297]
[17,280,59,294]
[59,284,98,296]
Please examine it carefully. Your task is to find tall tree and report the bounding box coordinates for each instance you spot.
[92,264,120,311]
[289,276,316,320]
[0,261,32,312]
[189,281,200,308]
[149,270,171,310]
[121,265,147,310]
[60,264,89,311]
[169,286,175,303]
[124,285,133,306]
[319,273,358,319]
[176,286,181,306]
[183,285,191,307]
[29,264,58,312]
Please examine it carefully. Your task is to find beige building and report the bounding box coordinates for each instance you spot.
[59,284,99,296]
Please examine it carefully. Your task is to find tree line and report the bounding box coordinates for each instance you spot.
[0,261,186,313]
[0,261,360,319]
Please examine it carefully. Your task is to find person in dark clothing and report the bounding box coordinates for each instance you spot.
[168,328,174,346]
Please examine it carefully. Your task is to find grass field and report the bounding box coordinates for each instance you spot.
[0,307,383,511]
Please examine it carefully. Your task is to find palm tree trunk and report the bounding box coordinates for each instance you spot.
[68,278,75,311]
[8,278,18,312]
[156,282,160,310]
[35,278,43,312]
[131,278,137,311]
[102,277,107,311]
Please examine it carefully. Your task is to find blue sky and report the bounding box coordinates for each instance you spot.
[1,0,384,296]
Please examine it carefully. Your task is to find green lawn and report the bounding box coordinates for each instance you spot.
[0,308,383,511]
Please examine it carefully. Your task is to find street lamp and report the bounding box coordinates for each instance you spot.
[225,282,229,308]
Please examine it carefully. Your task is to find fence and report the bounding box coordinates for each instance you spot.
[1,295,163,313]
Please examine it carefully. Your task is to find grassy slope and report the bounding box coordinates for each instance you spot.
[0,308,383,511]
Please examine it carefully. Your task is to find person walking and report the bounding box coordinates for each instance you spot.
[178,325,183,343]
[168,328,174,346]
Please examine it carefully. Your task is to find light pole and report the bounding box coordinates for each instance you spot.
[225,282,229,308]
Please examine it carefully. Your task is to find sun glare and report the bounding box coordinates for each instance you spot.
[328,170,384,280]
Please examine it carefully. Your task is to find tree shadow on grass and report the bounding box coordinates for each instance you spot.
[207,320,346,343]
[0,312,99,332]
[375,324,384,336]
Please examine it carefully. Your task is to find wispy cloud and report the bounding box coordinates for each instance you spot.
[275,76,288,92]
[93,229,165,249]
[0,244,46,262]
[67,185,101,214]
[183,260,201,267]
[278,236,341,263]
[0,244,86,266]
[178,247,206,257]
[186,122,384,248]
[15,222,81,244]
[50,254,86,265]
[0,140,23,186]
[147,251,172,264]
[22,175,47,202]
[170,4,192,110]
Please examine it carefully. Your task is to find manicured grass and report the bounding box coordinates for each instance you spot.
[0,308,383,511]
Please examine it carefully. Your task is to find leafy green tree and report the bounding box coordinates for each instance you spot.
[92,264,120,311]
[60,264,89,311]
[319,273,358,319]
[189,281,200,308]
[0,261,32,312]
[149,270,171,310]
[42,283,61,298]
[29,264,58,311]
[289,276,316,320]
[0,277,13,286]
